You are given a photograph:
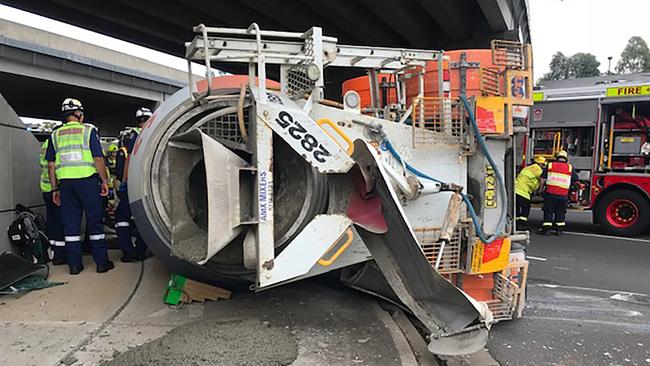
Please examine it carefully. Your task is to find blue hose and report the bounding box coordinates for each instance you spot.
[381,95,507,243]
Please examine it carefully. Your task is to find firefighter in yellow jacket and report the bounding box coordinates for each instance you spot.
[515,156,546,230]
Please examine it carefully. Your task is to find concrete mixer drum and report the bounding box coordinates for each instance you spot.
[134,86,327,278]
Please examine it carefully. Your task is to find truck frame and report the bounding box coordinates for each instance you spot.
[129,23,533,355]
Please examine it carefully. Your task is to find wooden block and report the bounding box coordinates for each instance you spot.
[182,279,232,303]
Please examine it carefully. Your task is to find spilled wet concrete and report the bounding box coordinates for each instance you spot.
[102,318,298,366]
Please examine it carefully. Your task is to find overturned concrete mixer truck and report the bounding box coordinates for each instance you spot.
[127,24,533,355]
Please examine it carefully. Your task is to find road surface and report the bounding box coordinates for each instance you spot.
[488,209,650,366]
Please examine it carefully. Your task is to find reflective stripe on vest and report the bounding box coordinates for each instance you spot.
[545,162,572,196]
[52,122,96,179]
[39,140,52,192]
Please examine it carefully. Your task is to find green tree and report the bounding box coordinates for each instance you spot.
[567,53,601,78]
[616,36,650,74]
[541,51,600,81]
[541,52,569,81]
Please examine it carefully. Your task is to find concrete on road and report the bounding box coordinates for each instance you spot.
[488,209,650,366]
[0,250,419,366]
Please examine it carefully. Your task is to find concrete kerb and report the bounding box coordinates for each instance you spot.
[372,302,419,366]
[383,304,501,366]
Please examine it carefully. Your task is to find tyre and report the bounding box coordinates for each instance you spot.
[596,189,650,236]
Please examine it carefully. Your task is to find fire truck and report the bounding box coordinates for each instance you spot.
[530,76,650,236]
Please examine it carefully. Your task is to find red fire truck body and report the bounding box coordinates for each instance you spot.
[530,76,650,236]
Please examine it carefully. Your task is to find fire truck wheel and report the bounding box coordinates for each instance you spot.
[596,189,650,237]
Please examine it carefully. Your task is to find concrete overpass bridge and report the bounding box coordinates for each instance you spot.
[1,0,530,51]
[0,19,189,135]
[1,0,530,99]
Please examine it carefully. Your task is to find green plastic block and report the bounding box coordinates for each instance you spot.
[163,273,187,305]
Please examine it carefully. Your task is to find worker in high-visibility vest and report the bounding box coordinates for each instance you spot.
[40,138,65,264]
[106,143,118,175]
[45,98,114,274]
[515,156,546,230]
[114,107,151,262]
[538,150,579,235]
[105,143,119,205]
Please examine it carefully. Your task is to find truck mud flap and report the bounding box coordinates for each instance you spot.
[347,140,490,356]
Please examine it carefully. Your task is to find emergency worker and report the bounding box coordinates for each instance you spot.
[538,150,579,235]
[40,138,65,264]
[515,156,546,230]
[46,98,114,274]
[114,107,151,262]
[106,144,118,174]
[105,143,119,203]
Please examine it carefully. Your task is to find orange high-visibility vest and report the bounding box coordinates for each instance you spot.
[545,162,572,196]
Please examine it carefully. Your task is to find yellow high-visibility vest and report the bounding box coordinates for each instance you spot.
[52,121,96,179]
[39,140,52,192]
[515,164,542,199]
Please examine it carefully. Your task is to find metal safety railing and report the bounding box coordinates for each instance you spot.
[184,23,447,106]
[486,260,529,322]
[491,40,525,70]
[411,97,467,148]
[480,67,502,96]
[413,222,472,274]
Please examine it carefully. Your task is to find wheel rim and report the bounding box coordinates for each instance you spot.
[606,199,639,229]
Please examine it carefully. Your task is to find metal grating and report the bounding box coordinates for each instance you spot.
[412,97,465,148]
[485,299,515,321]
[485,261,528,322]
[480,67,501,96]
[491,40,525,69]
[413,222,470,274]
[199,109,249,151]
[286,36,316,98]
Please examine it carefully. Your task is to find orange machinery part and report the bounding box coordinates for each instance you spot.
[458,273,495,302]
[404,49,503,104]
[341,73,398,109]
[196,75,281,94]
[342,50,502,108]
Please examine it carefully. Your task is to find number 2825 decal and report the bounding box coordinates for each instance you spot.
[275,111,332,163]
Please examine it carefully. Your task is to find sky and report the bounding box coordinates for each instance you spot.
[1,1,650,87]
[530,0,650,78]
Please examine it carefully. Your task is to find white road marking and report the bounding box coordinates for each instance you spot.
[527,255,547,261]
[552,266,570,271]
[610,293,650,305]
[525,316,650,330]
[563,231,650,243]
[532,283,649,297]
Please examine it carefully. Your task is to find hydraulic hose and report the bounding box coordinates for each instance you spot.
[380,95,507,243]
[459,95,508,243]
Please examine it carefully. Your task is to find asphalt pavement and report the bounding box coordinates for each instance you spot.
[488,209,650,366]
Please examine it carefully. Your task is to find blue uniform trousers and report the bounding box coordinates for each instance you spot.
[542,192,568,227]
[43,191,65,262]
[59,175,109,268]
[115,190,146,258]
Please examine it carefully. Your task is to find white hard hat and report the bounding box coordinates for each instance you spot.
[136,107,152,120]
[61,98,84,112]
